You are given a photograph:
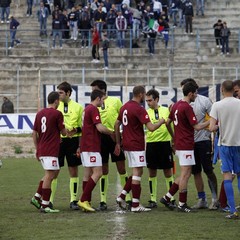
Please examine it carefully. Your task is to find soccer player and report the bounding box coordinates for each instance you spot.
[180,79,218,210]
[114,85,165,212]
[145,89,175,208]
[209,80,240,219]
[90,80,130,211]
[77,89,114,212]
[160,82,209,213]
[30,91,67,213]
[50,81,84,210]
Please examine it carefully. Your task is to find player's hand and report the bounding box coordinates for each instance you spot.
[76,147,81,158]
[159,117,165,125]
[114,143,121,156]
[66,128,77,138]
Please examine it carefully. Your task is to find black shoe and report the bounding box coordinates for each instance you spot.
[147,200,157,208]
[177,203,196,213]
[171,200,177,208]
[48,202,54,210]
[98,202,107,211]
[126,200,132,211]
[160,197,175,210]
[70,201,80,210]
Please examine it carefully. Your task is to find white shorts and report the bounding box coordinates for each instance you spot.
[39,156,60,170]
[124,151,146,168]
[81,152,102,167]
[175,150,195,166]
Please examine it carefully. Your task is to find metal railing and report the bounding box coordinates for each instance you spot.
[1,65,240,113]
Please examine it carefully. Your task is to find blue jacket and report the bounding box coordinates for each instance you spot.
[10,18,20,30]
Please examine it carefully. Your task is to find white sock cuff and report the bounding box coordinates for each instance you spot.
[132,176,141,181]
[132,198,140,203]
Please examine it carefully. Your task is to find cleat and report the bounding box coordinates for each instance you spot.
[126,200,132,211]
[131,205,151,212]
[147,200,157,208]
[40,207,60,213]
[171,200,177,208]
[219,206,230,213]
[48,202,54,210]
[98,202,107,211]
[30,197,41,209]
[209,199,219,210]
[192,199,208,209]
[77,200,95,212]
[225,212,239,219]
[70,201,80,210]
[116,197,127,210]
[160,197,175,210]
[178,204,196,213]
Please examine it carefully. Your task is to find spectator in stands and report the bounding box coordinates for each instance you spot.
[68,7,78,41]
[130,6,142,40]
[160,0,169,16]
[1,96,14,113]
[221,21,231,55]
[91,25,100,63]
[121,4,133,29]
[37,1,49,37]
[147,27,157,55]
[102,31,110,70]
[8,15,21,50]
[115,10,127,48]
[158,16,169,48]
[196,0,204,16]
[178,0,185,28]
[91,0,99,13]
[79,6,91,48]
[153,0,162,20]
[106,8,117,40]
[61,9,70,39]
[43,0,51,15]
[169,0,179,27]
[52,12,63,49]
[26,0,33,17]
[0,0,11,23]
[183,0,193,34]
[93,5,106,40]
[213,19,223,48]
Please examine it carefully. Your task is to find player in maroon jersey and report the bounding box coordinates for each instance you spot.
[30,91,67,213]
[77,89,115,212]
[114,85,166,212]
[160,82,210,213]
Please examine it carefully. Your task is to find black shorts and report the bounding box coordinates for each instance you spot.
[146,141,173,169]
[192,140,214,175]
[101,134,125,164]
[58,137,82,167]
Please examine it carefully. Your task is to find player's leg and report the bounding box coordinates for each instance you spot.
[163,168,176,206]
[99,163,109,210]
[30,178,43,209]
[49,170,59,209]
[66,137,82,210]
[148,168,158,208]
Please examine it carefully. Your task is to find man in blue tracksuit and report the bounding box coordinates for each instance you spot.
[9,15,21,49]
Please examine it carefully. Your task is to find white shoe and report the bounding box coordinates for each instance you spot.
[192,199,208,209]
[52,46,55,49]
[209,199,219,210]
[227,52,230,55]
[74,38,77,41]
[95,60,100,63]
[70,37,74,40]
[103,67,109,70]
[91,59,96,63]
[8,46,12,49]
[81,46,84,48]
[1,21,4,23]
[6,20,9,23]
[131,205,151,212]
[85,46,88,49]
[17,42,21,46]
[116,197,126,210]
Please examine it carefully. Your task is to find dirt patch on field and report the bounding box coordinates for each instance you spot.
[0,136,35,158]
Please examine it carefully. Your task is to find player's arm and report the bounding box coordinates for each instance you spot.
[166,118,174,139]
[209,117,219,132]
[96,123,114,136]
[113,119,121,156]
[193,120,210,131]
[145,117,165,132]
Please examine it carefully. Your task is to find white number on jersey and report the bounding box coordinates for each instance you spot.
[173,110,178,126]
[122,109,128,126]
[41,116,47,133]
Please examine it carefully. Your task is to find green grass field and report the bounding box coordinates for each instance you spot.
[0,157,239,240]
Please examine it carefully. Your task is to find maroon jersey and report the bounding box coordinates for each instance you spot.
[169,100,198,150]
[118,100,150,151]
[80,104,102,152]
[33,108,65,157]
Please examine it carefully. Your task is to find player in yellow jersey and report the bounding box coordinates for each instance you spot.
[50,81,84,210]
[145,89,175,208]
[90,80,131,211]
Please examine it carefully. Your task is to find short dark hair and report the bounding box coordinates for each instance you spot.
[222,80,233,92]
[146,89,159,100]
[182,82,198,96]
[133,85,145,97]
[180,78,199,89]
[48,91,59,104]
[90,80,107,92]
[233,79,240,87]
[91,89,105,101]
[57,81,72,96]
